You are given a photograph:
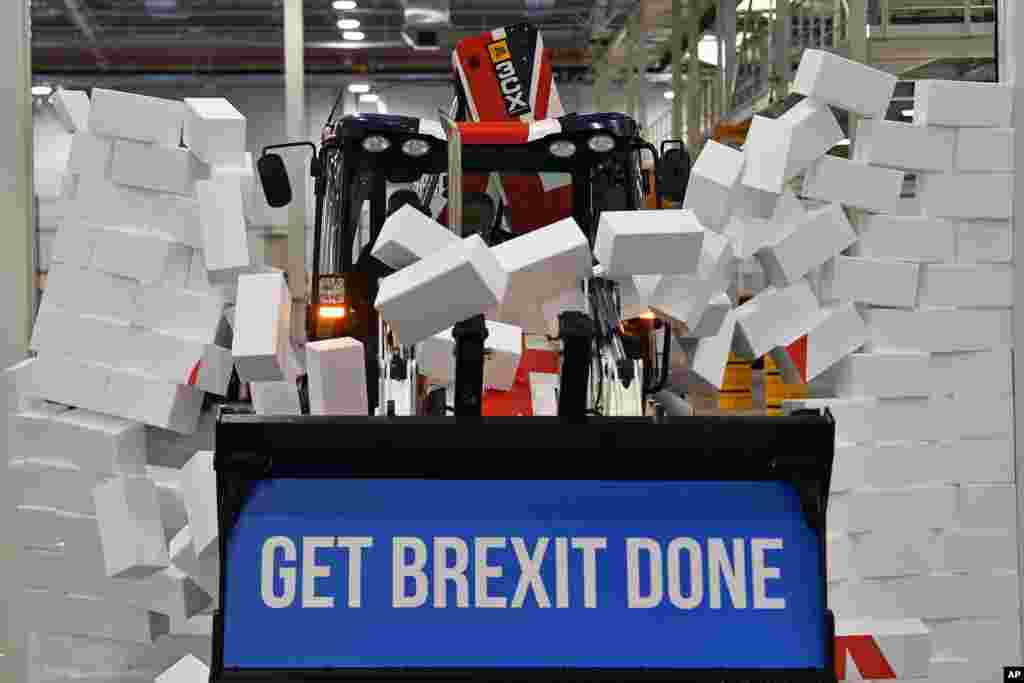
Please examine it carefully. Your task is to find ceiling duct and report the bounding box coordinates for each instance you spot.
[401,0,450,51]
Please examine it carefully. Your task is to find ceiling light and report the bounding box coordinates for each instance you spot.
[336,18,360,29]
[360,93,379,103]
[348,83,370,93]
[332,0,357,9]
[343,31,365,41]
[902,109,915,117]
[31,85,53,97]
[664,91,675,100]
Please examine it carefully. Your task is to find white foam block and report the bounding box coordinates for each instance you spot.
[68,132,113,177]
[734,280,820,359]
[836,618,931,680]
[682,140,744,231]
[19,590,169,644]
[914,80,1013,128]
[956,220,1011,263]
[955,127,1014,173]
[863,308,1012,352]
[918,263,1012,307]
[90,88,184,146]
[778,98,845,178]
[834,352,932,398]
[93,476,170,579]
[832,439,1013,492]
[53,89,91,133]
[829,256,920,308]
[830,573,1019,621]
[934,530,1017,573]
[917,172,1013,220]
[157,654,210,683]
[110,139,197,196]
[930,347,1011,397]
[375,234,508,346]
[183,98,246,167]
[196,174,250,274]
[757,203,857,285]
[306,337,368,416]
[853,118,955,172]
[801,155,904,213]
[793,49,897,118]
[232,271,291,382]
[594,210,704,277]
[829,484,958,534]
[804,303,868,380]
[251,380,301,415]
[371,204,460,270]
[853,214,955,263]
[181,451,217,560]
[686,292,732,338]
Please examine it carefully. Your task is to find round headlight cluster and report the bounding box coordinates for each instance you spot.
[362,135,391,153]
[587,134,616,153]
[401,138,432,157]
[548,139,577,158]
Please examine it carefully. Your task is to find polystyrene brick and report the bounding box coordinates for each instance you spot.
[197,174,250,274]
[862,308,1012,352]
[918,263,1012,307]
[232,271,291,381]
[251,380,301,415]
[110,139,197,196]
[955,127,1014,173]
[804,303,868,380]
[917,172,1013,220]
[306,337,368,416]
[371,204,460,270]
[53,88,91,133]
[853,214,955,263]
[956,220,1012,263]
[93,476,170,579]
[183,98,247,167]
[18,590,169,644]
[853,118,955,172]
[375,234,508,346]
[829,256,920,308]
[930,347,1011,397]
[757,203,857,285]
[68,132,113,177]
[180,451,217,560]
[834,352,932,398]
[777,98,845,179]
[793,49,897,118]
[914,79,1013,128]
[801,155,904,213]
[157,654,210,683]
[734,280,820,359]
[682,140,744,231]
[594,209,704,277]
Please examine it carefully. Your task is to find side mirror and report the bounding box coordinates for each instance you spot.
[257,153,293,208]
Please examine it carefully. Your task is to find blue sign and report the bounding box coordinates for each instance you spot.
[222,479,825,670]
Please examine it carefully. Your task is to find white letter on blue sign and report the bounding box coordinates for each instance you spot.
[393,537,429,608]
[511,537,550,608]
[337,537,373,608]
[627,538,662,608]
[433,537,470,608]
[475,537,508,608]
[708,538,747,609]
[573,538,607,608]
[261,536,296,609]
[666,537,703,609]
[303,537,336,608]
[751,538,786,609]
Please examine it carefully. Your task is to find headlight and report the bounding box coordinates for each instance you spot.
[548,139,576,158]
[362,135,391,153]
[401,138,431,157]
[587,134,616,153]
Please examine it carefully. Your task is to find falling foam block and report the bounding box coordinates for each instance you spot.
[53,88,91,133]
[853,118,956,172]
[834,352,933,398]
[955,127,1014,173]
[89,88,185,147]
[93,476,170,580]
[306,338,368,416]
[853,214,955,263]
[917,172,1013,220]
[180,451,217,560]
[371,204,460,270]
[801,155,904,213]
[251,380,301,415]
[803,303,869,381]
[734,280,820,359]
[689,307,738,390]
[594,210,704,277]
[183,98,247,167]
[682,141,744,231]
[232,271,291,382]
[375,234,508,346]
[197,174,250,274]
[835,619,931,680]
[110,139,199,196]
[792,49,897,118]
[156,655,210,683]
[828,256,920,308]
[756,203,857,286]
[914,80,1013,128]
